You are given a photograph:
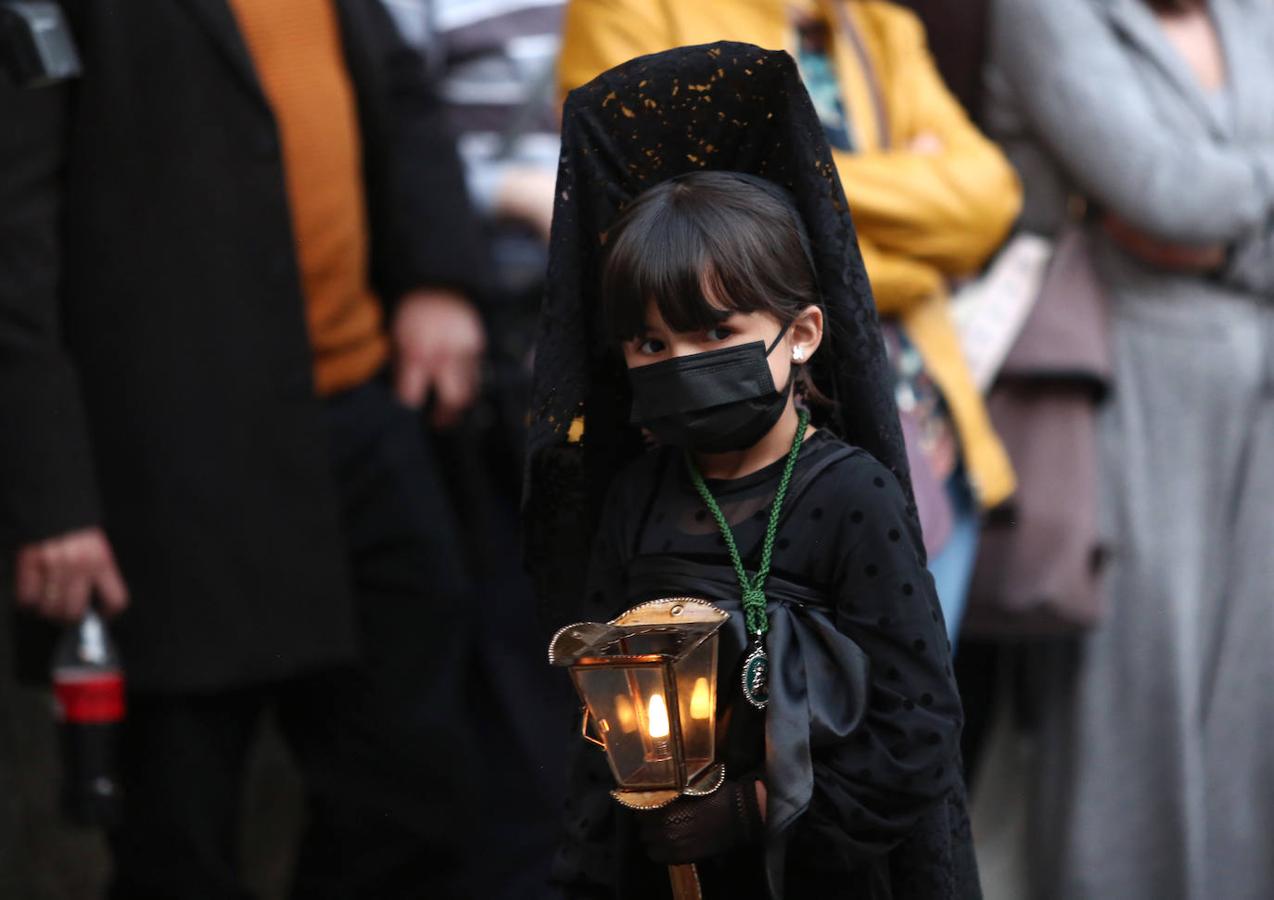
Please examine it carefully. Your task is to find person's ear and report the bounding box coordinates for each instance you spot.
[789,305,823,365]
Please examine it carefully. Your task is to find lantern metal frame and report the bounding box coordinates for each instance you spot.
[549,597,729,810]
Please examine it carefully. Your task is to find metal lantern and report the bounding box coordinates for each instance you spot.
[549,597,729,808]
[549,597,730,900]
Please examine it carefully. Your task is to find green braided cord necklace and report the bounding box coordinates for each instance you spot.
[685,408,810,709]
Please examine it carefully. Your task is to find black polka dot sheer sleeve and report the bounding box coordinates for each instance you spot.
[787,454,964,872]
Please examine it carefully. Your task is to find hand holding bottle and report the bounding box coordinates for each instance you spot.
[14,527,129,623]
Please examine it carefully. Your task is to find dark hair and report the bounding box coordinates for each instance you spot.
[602,171,830,403]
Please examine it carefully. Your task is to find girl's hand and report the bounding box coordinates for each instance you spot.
[636,776,765,864]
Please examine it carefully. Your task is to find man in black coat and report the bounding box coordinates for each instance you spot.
[0,2,487,896]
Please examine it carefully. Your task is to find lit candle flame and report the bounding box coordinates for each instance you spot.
[647,693,670,739]
[690,677,712,720]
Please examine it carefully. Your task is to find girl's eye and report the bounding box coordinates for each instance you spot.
[638,337,666,355]
[706,325,735,341]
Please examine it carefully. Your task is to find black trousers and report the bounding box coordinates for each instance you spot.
[108,380,477,900]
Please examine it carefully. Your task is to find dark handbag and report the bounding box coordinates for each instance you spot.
[962,226,1113,637]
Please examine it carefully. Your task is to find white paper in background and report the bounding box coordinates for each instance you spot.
[950,233,1054,393]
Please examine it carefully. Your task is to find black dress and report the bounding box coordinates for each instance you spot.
[553,430,977,900]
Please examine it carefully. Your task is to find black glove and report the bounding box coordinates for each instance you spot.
[636,776,765,865]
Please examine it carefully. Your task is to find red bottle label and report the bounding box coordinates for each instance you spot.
[53,670,126,724]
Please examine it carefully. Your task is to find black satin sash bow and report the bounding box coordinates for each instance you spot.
[627,555,869,897]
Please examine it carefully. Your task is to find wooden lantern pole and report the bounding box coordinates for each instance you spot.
[668,863,703,900]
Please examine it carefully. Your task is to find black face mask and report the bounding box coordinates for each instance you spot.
[627,325,792,453]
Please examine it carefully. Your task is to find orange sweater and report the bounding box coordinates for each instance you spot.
[229,0,389,396]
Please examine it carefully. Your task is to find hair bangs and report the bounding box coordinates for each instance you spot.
[602,198,737,341]
[602,171,820,342]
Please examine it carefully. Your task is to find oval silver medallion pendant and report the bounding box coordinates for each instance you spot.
[741,644,770,709]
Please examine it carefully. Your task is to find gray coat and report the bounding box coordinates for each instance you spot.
[988,0,1274,280]
[985,1,1274,898]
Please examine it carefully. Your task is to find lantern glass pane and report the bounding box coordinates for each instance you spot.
[572,665,679,789]
[673,634,718,781]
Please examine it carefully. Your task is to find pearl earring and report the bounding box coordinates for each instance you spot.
[793,347,805,362]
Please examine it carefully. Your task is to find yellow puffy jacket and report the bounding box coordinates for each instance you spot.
[559,0,1019,509]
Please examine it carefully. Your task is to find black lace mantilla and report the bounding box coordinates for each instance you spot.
[525,41,910,629]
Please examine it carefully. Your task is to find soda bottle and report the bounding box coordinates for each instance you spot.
[50,608,125,826]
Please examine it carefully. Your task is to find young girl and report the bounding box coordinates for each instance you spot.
[530,43,974,900]
[552,169,967,899]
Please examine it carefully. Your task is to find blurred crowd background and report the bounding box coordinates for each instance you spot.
[1,0,1271,898]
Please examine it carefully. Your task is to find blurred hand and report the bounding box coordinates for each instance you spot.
[908,131,945,155]
[392,289,486,429]
[14,527,129,623]
[495,165,558,241]
[1103,214,1226,273]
